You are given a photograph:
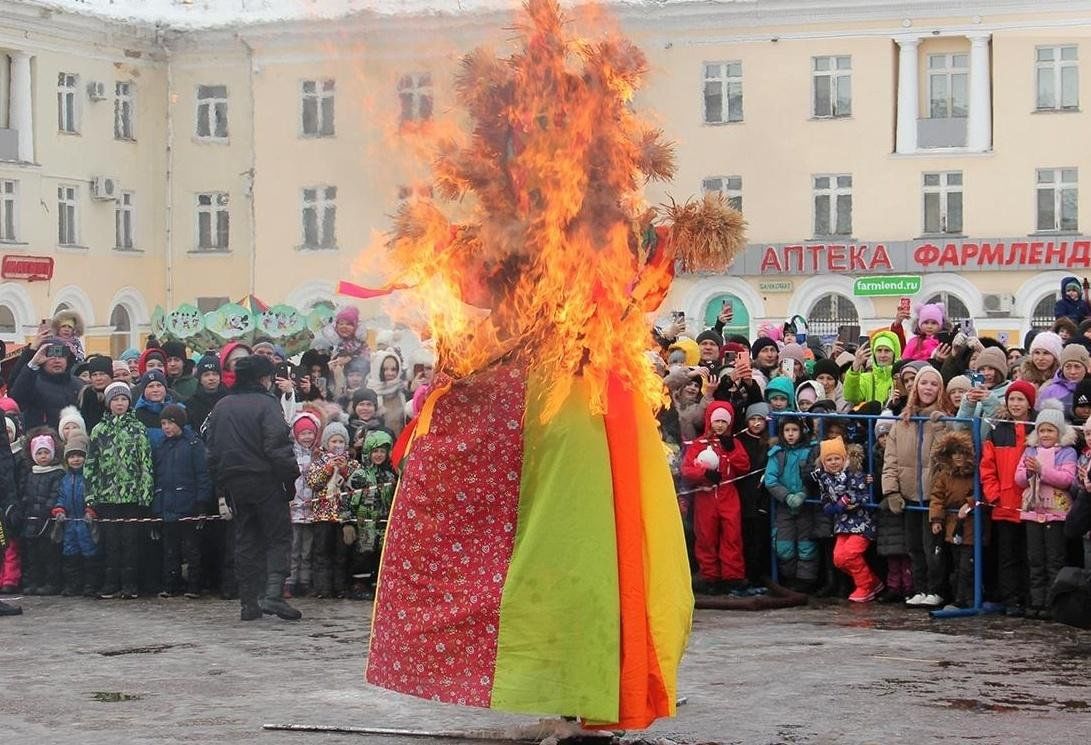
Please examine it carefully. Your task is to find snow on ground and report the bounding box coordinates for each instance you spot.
[25,0,675,29]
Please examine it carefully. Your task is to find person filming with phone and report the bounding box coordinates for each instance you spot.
[10,321,83,430]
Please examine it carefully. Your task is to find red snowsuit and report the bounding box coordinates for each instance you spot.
[681,401,750,582]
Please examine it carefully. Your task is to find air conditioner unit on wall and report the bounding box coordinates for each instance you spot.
[983,293,1014,316]
[87,81,107,101]
[90,176,117,201]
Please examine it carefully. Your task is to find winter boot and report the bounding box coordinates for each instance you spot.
[260,576,302,621]
[61,559,81,597]
[0,599,22,616]
[240,602,263,621]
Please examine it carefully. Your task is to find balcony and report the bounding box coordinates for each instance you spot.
[0,129,17,162]
[918,117,967,149]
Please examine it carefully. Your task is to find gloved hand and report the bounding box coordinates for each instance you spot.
[84,506,97,521]
[885,494,905,514]
[50,507,66,520]
[705,469,721,485]
[282,479,297,502]
[785,492,806,510]
[342,524,358,546]
[218,496,233,522]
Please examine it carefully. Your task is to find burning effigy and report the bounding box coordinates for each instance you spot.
[364,0,745,730]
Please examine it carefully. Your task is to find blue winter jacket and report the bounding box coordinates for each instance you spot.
[1054,275,1091,324]
[55,470,96,557]
[764,441,816,504]
[152,432,214,522]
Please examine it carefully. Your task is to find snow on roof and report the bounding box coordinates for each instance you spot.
[27,0,664,29]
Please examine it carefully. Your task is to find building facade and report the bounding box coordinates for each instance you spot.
[0,0,1089,353]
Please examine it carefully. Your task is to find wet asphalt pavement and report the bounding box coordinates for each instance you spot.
[1,595,1088,744]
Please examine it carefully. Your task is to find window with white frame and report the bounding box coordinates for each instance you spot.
[196,192,230,250]
[1037,168,1078,231]
[114,81,135,140]
[701,176,743,211]
[1036,45,1079,111]
[57,185,78,246]
[115,191,135,250]
[302,186,337,249]
[196,85,229,140]
[57,72,79,133]
[0,305,15,337]
[703,62,743,124]
[813,56,852,118]
[923,171,963,234]
[813,174,852,236]
[398,73,433,123]
[301,79,335,137]
[0,180,16,242]
[928,53,968,118]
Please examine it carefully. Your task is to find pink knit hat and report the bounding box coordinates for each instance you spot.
[917,303,945,326]
[334,306,359,326]
[1030,331,1064,361]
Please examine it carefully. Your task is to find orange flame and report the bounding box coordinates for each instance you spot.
[384,0,744,420]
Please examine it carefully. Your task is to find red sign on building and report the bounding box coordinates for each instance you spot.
[1,255,54,281]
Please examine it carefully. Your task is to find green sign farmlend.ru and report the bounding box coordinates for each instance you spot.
[853,275,922,297]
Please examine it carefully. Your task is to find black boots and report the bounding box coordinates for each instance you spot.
[258,575,302,620]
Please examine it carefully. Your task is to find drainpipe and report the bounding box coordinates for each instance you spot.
[158,25,176,309]
[238,33,258,298]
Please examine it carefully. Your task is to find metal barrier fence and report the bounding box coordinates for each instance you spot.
[768,410,1001,619]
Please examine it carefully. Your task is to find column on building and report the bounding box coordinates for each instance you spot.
[966,32,993,152]
[8,51,34,163]
[895,36,920,154]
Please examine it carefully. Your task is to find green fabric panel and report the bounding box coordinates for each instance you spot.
[490,375,620,722]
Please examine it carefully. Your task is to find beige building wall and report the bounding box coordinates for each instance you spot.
[2,0,1091,356]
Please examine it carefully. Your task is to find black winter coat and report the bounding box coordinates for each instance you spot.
[78,385,109,433]
[186,386,227,437]
[10,364,83,431]
[153,434,214,521]
[204,384,299,486]
[20,465,64,538]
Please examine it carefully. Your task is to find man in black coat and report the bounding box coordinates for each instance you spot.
[10,339,82,431]
[204,354,301,621]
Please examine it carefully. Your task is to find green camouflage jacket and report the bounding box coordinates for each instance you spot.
[85,412,153,507]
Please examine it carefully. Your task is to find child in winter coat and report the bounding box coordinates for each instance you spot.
[347,388,385,456]
[1015,403,1078,619]
[287,410,321,597]
[57,405,87,446]
[344,429,399,599]
[51,309,86,363]
[737,403,771,586]
[764,415,818,591]
[844,330,902,406]
[929,431,984,609]
[681,401,751,594]
[816,437,882,602]
[20,428,64,595]
[1037,344,1089,415]
[306,422,359,597]
[873,416,912,601]
[51,434,97,596]
[152,405,213,598]
[981,380,1036,616]
[902,303,946,361]
[85,381,153,599]
[0,413,25,593]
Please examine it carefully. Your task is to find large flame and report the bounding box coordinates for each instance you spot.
[385,0,745,420]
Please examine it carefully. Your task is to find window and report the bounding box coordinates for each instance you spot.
[398,73,433,123]
[701,176,742,211]
[703,293,751,339]
[196,192,229,250]
[703,62,743,124]
[0,305,15,337]
[1037,45,1079,111]
[1036,168,1078,231]
[923,172,963,234]
[928,53,968,118]
[925,292,971,328]
[57,185,78,246]
[196,85,229,139]
[302,186,337,249]
[109,304,132,358]
[0,180,16,242]
[807,293,859,338]
[813,174,852,236]
[114,81,135,140]
[301,79,335,137]
[57,72,79,133]
[115,191,135,250]
[1032,294,1058,329]
[812,56,851,118]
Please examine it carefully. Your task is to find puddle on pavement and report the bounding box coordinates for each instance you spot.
[97,642,195,657]
[90,691,144,703]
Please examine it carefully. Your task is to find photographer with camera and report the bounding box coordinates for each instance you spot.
[10,322,83,431]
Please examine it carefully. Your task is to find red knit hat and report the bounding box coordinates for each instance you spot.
[1005,379,1037,410]
[291,412,321,439]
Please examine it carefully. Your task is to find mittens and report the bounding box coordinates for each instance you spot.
[342,524,358,546]
[705,469,722,485]
[50,507,66,520]
[785,492,805,510]
[886,494,905,514]
[84,506,97,521]
[217,496,233,522]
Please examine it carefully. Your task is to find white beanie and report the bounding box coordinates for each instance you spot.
[1030,331,1064,361]
[1034,400,1067,434]
[58,405,86,437]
